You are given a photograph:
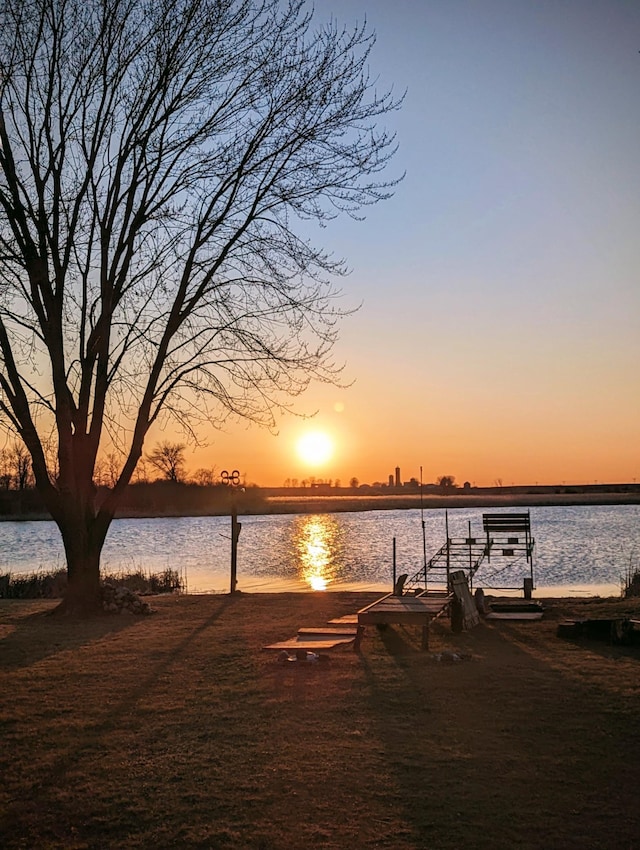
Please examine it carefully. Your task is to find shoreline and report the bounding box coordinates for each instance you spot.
[1,490,639,522]
[260,491,640,514]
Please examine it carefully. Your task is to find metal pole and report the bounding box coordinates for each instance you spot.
[468,519,473,590]
[420,466,427,589]
[222,469,242,594]
[445,509,450,589]
[392,537,397,593]
[230,504,241,594]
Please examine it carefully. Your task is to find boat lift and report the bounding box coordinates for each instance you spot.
[404,511,535,597]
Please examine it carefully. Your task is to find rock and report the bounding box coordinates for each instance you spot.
[101,581,153,615]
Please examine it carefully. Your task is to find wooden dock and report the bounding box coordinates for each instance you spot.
[357,592,453,649]
[264,592,455,657]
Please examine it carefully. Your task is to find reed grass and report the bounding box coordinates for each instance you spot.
[0,569,67,599]
[622,551,640,598]
[0,567,183,599]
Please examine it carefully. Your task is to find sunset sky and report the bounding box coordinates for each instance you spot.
[176,0,640,487]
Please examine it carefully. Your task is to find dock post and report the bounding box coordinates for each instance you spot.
[392,537,397,593]
[230,505,241,594]
[221,469,242,594]
[451,595,463,633]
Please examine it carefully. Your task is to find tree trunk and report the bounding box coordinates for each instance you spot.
[54,509,108,616]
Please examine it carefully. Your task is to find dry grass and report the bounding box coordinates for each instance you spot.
[264,492,640,514]
[1,592,639,849]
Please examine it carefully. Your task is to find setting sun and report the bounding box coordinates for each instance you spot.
[296,430,334,467]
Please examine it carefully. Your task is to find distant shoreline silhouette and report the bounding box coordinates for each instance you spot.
[0,481,638,521]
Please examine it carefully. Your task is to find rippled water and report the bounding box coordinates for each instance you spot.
[1,504,639,596]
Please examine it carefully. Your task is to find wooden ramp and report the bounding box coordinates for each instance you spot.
[486,610,543,621]
[485,601,543,621]
[357,592,453,650]
[328,614,359,625]
[264,637,357,652]
[297,626,359,639]
[264,624,363,653]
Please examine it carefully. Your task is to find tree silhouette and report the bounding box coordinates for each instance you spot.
[146,442,187,483]
[0,441,33,489]
[0,0,400,611]
[191,467,218,487]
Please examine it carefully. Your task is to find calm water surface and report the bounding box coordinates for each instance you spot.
[1,504,639,596]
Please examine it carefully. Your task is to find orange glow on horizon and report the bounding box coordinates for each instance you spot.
[147,374,639,489]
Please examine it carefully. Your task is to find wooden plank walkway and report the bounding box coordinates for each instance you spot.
[297,627,359,638]
[264,591,455,656]
[357,593,452,624]
[357,592,453,650]
[264,624,364,653]
[264,636,358,652]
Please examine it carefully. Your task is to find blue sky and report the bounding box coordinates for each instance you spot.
[189,0,640,486]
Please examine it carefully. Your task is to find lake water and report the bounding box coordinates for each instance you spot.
[1,504,639,597]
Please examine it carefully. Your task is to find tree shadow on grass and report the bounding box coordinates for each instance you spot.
[503,619,640,664]
[0,601,148,670]
[356,618,640,850]
[375,622,423,657]
[1,594,234,846]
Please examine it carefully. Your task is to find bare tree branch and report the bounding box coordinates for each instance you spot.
[0,0,401,610]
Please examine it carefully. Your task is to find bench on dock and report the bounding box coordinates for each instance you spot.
[482,512,535,565]
[482,513,532,534]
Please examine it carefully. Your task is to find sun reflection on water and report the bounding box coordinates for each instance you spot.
[294,515,341,591]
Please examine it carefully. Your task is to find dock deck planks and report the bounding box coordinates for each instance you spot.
[357,592,453,650]
[264,636,358,651]
[357,593,452,626]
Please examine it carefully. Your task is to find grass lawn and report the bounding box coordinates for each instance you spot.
[1,591,639,849]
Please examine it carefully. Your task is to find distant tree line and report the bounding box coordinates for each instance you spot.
[0,439,260,518]
[280,474,458,490]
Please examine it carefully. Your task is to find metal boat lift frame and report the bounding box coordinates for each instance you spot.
[405,510,535,596]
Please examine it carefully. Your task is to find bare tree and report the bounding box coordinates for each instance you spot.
[146,442,187,483]
[0,441,33,489]
[94,451,122,488]
[0,0,400,612]
[131,458,149,484]
[192,467,218,487]
[0,449,11,489]
[10,441,32,489]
